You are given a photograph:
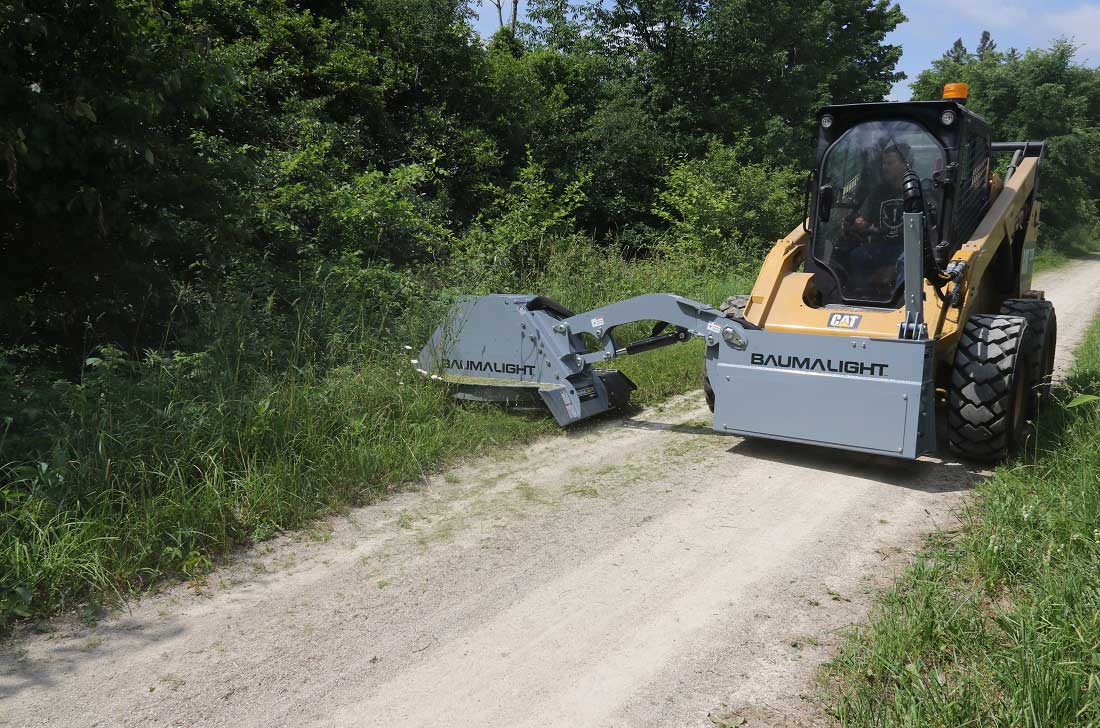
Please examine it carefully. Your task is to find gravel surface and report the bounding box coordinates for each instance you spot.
[4,259,1100,728]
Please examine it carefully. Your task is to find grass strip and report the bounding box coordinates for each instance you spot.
[825,312,1100,726]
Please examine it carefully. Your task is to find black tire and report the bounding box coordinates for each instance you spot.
[999,298,1057,415]
[946,314,1032,462]
[704,295,750,411]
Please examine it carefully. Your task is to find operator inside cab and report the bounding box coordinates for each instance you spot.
[812,119,944,306]
[840,141,910,293]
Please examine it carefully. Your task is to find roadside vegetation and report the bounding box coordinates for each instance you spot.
[2,3,1099,627]
[0,254,742,624]
[826,313,1100,726]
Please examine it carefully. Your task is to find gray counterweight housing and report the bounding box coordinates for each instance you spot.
[417,292,937,459]
[710,331,936,458]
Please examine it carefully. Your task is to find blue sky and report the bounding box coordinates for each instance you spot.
[885,0,1100,99]
[470,1,1100,100]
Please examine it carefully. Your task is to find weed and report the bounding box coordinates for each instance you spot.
[707,705,747,727]
[158,674,186,691]
[416,519,459,545]
[664,438,706,457]
[515,481,555,506]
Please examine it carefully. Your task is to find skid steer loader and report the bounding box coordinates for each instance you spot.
[416,83,1054,461]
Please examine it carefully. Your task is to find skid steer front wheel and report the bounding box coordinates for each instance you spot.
[703,295,749,411]
[946,314,1033,462]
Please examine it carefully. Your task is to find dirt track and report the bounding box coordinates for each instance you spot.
[4,259,1100,728]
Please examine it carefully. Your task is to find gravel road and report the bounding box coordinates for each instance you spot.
[4,258,1100,728]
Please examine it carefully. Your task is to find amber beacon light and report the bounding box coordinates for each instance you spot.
[943,82,969,101]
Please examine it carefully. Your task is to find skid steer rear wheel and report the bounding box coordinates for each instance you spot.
[946,314,1033,462]
[999,298,1057,415]
[703,295,749,411]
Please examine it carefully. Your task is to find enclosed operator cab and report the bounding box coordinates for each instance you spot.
[805,98,992,309]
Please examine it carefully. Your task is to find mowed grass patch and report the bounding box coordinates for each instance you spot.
[1033,238,1100,273]
[824,315,1100,726]
[0,257,747,625]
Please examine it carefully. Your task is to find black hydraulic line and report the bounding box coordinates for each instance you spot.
[901,168,923,213]
[802,170,815,233]
[900,166,951,294]
[993,140,1046,198]
[992,141,1046,158]
[616,327,690,357]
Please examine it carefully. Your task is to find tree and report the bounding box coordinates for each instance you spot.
[656,139,801,270]
[488,0,521,33]
[945,38,970,63]
[566,0,906,229]
[0,0,917,362]
[913,39,1100,250]
[0,1,238,359]
[588,0,905,140]
[0,0,502,360]
[977,30,997,60]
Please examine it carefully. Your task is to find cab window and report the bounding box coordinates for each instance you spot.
[813,120,945,305]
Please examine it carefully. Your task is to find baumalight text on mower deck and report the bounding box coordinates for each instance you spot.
[417,83,1055,463]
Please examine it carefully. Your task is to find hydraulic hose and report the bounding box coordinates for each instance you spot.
[901,167,951,297]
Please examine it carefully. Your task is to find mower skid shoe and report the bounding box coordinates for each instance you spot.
[538,369,637,426]
[418,294,634,426]
[707,332,937,459]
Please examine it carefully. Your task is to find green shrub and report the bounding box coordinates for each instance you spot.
[655,139,802,272]
[456,158,589,290]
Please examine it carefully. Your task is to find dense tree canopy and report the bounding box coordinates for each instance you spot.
[6,3,1095,369]
[912,35,1100,251]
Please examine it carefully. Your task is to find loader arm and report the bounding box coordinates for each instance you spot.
[951,151,1043,327]
[559,293,755,366]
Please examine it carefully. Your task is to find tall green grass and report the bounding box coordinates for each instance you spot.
[826,316,1100,726]
[0,250,745,625]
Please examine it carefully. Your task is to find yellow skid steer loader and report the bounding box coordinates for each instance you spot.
[418,84,1053,461]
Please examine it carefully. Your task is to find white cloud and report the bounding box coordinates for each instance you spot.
[930,0,1030,31]
[1043,4,1100,59]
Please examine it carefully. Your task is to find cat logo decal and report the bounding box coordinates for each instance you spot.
[827,313,863,330]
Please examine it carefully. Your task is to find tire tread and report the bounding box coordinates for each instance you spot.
[946,313,1028,461]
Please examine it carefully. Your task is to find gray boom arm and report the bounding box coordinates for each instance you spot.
[417,292,751,427]
[560,294,749,364]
